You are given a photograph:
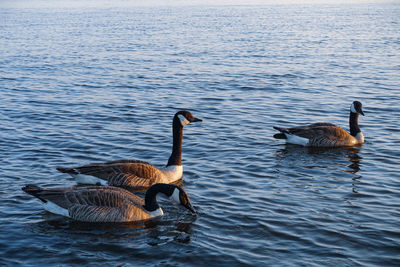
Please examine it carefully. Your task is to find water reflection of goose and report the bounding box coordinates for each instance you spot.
[273,101,365,147]
[22,183,195,223]
[345,148,362,174]
[57,111,202,189]
[275,146,362,171]
[274,146,363,194]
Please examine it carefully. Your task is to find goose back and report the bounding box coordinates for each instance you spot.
[58,161,174,189]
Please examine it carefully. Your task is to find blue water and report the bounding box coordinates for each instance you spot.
[1,3,399,266]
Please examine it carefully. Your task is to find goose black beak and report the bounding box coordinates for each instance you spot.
[359,110,365,116]
[192,117,202,123]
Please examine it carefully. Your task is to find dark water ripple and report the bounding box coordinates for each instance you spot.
[1,3,400,266]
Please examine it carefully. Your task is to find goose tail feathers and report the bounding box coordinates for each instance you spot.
[273,133,287,139]
[22,184,47,203]
[57,167,78,174]
[273,126,288,139]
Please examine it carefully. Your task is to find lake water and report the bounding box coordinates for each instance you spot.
[1,3,399,266]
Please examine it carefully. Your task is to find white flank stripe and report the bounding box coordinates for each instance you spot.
[72,173,108,185]
[43,201,70,218]
[286,134,309,146]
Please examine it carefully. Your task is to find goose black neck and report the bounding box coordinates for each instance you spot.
[143,184,174,212]
[167,117,183,167]
[349,112,360,137]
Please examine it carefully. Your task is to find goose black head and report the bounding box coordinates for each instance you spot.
[350,101,364,116]
[169,185,196,214]
[175,110,202,127]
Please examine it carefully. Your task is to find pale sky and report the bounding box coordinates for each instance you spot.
[0,0,396,8]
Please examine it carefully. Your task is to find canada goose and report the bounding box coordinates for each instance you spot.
[273,101,365,147]
[22,183,196,223]
[57,111,202,189]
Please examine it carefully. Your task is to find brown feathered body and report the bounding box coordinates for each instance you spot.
[22,185,155,222]
[57,159,182,190]
[273,123,359,147]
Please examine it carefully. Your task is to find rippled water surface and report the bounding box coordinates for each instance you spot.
[1,3,399,266]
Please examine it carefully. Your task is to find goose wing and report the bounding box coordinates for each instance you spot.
[105,163,164,188]
[288,125,356,147]
[285,124,342,138]
[102,159,153,165]
[307,122,337,127]
[23,185,151,222]
[58,161,164,189]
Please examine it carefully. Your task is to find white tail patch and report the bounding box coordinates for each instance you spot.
[286,134,309,146]
[72,173,108,185]
[43,201,70,218]
[178,114,190,126]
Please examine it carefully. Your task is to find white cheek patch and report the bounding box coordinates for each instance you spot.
[178,114,190,126]
[350,103,357,113]
[169,188,181,204]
